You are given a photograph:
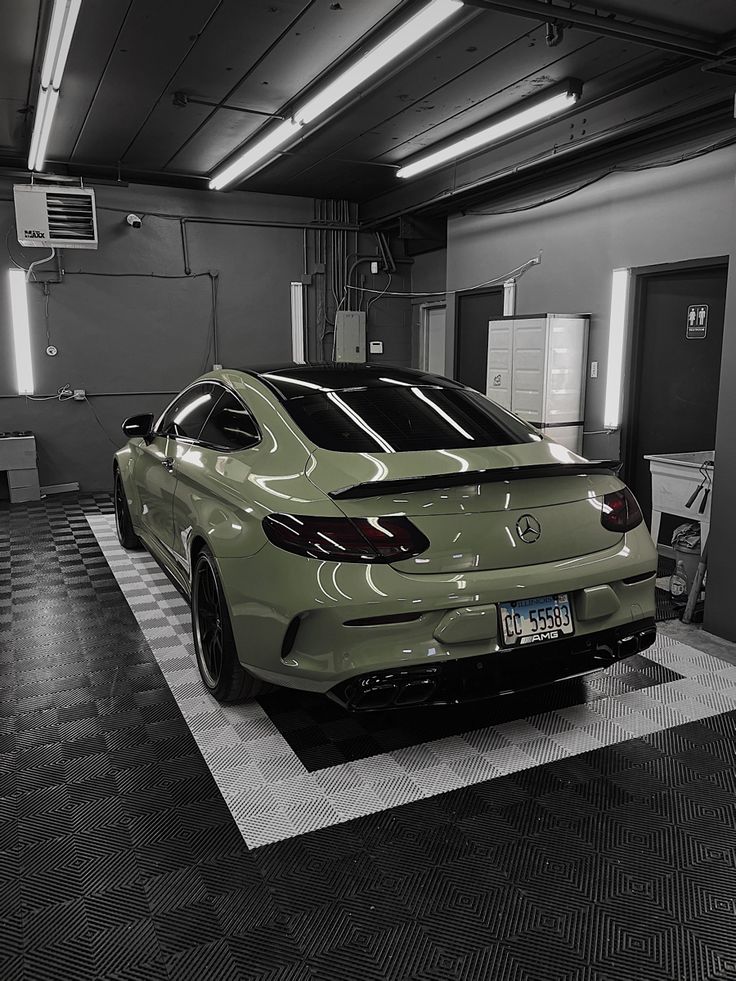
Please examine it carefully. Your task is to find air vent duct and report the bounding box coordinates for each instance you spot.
[13,184,98,249]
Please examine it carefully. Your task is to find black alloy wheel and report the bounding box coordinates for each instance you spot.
[114,472,142,550]
[191,547,264,702]
[193,558,224,688]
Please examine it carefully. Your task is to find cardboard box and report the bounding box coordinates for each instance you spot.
[0,435,36,471]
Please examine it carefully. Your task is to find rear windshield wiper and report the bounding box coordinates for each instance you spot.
[329,460,622,500]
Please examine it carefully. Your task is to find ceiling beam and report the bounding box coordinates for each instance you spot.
[461,0,721,60]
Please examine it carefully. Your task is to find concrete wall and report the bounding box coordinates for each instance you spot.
[445,145,736,639]
[0,180,315,491]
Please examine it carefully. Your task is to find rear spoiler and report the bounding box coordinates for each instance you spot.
[329,460,622,501]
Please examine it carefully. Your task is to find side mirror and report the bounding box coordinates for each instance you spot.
[122,413,154,441]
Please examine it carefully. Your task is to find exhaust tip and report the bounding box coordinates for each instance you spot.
[353,684,398,710]
[618,635,639,658]
[395,679,436,706]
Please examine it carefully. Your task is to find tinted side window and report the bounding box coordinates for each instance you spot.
[155,383,218,440]
[198,391,259,450]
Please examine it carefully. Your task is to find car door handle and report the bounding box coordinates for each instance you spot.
[161,457,175,473]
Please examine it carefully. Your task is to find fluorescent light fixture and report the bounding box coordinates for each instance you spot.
[396,82,582,179]
[294,0,463,125]
[209,0,463,190]
[28,0,81,172]
[8,269,35,395]
[209,119,301,191]
[29,87,59,172]
[41,0,82,89]
[604,268,631,429]
[27,86,48,171]
[290,282,306,363]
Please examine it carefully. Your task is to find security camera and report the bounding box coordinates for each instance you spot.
[126,214,142,228]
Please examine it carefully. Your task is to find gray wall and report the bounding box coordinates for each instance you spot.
[349,235,413,369]
[411,249,447,297]
[445,145,736,639]
[0,180,315,491]
[446,145,736,461]
[705,201,736,641]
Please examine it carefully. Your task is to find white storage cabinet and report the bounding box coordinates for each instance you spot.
[485,314,589,453]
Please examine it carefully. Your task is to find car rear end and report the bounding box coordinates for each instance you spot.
[232,367,657,708]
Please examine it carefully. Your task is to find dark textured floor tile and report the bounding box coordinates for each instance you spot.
[3,493,736,981]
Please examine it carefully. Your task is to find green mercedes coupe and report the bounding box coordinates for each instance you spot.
[113,364,656,710]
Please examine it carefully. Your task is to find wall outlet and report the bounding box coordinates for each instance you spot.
[590,361,598,378]
[73,389,86,400]
[370,260,379,274]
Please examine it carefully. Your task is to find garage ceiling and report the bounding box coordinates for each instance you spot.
[2,0,736,221]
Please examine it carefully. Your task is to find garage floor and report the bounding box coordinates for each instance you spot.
[3,495,736,980]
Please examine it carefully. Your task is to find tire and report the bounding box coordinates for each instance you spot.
[114,471,143,550]
[191,547,264,702]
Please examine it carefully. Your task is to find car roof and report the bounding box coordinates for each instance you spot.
[238,362,465,397]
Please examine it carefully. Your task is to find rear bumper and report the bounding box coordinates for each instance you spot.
[328,618,657,711]
[219,525,657,693]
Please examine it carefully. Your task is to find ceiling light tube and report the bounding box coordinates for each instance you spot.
[41,0,82,89]
[396,81,582,179]
[209,119,302,191]
[295,0,464,126]
[8,270,35,395]
[27,86,49,171]
[28,0,81,171]
[29,87,59,172]
[604,268,631,430]
[209,0,464,190]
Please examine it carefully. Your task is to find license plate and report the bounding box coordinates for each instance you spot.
[499,593,574,646]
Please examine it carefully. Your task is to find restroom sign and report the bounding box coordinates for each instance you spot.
[686,304,708,339]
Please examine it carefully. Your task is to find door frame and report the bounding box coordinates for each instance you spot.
[452,285,504,380]
[418,301,447,373]
[620,255,728,485]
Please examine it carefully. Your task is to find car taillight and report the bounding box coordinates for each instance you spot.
[262,513,429,563]
[601,487,643,532]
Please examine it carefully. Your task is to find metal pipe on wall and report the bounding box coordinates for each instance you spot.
[177,214,358,276]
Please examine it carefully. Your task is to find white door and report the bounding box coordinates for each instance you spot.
[419,304,446,374]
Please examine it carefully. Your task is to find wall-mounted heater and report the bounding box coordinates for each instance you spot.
[13,183,98,249]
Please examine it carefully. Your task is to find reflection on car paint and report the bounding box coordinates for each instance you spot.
[365,565,387,598]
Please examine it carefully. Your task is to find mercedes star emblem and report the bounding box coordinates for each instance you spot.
[516,514,542,543]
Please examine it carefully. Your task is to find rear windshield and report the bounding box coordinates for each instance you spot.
[282,385,539,452]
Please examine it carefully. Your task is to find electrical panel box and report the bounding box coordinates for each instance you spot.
[486,314,589,453]
[334,310,366,363]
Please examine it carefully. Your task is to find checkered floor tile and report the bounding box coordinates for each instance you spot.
[86,513,736,850]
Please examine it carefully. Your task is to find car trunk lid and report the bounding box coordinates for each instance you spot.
[306,442,624,573]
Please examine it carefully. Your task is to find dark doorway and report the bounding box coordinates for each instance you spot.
[624,261,727,522]
[454,288,504,391]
